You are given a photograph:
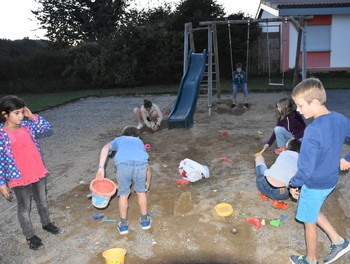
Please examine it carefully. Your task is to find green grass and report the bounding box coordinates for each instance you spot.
[18,84,179,112]
[15,76,350,112]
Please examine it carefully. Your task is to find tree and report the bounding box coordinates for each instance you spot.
[33,0,128,45]
[173,0,225,29]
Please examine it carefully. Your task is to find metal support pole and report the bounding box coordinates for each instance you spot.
[208,24,213,116]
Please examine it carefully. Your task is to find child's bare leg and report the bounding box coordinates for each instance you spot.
[305,222,318,263]
[317,212,343,244]
[133,108,142,124]
[255,155,265,166]
[136,192,147,215]
[118,195,129,219]
[149,111,159,122]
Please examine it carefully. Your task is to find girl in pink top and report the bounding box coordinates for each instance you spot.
[0,95,60,250]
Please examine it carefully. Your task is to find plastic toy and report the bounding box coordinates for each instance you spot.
[92,213,104,220]
[257,131,263,134]
[254,148,267,157]
[144,144,151,149]
[176,179,190,185]
[215,203,234,217]
[270,215,288,227]
[246,218,261,230]
[222,131,228,135]
[219,157,234,164]
[101,219,117,223]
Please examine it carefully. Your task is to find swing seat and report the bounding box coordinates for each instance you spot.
[268,82,284,86]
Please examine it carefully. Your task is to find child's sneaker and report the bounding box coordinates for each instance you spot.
[274,146,287,154]
[136,123,143,129]
[117,221,129,235]
[26,235,44,250]
[323,238,350,264]
[42,222,61,235]
[140,213,152,230]
[272,200,288,210]
[290,255,318,264]
[230,104,237,109]
[258,191,270,200]
[243,103,250,110]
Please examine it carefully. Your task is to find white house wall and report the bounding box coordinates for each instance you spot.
[331,15,350,67]
[260,10,280,33]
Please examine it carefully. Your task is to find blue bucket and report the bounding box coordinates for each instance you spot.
[92,194,111,209]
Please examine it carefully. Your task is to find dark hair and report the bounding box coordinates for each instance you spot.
[276,97,293,121]
[235,62,242,68]
[143,99,152,109]
[121,126,140,137]
[0,95,25,122]
[286,139,301,153]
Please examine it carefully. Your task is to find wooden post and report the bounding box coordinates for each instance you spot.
[302,26,307,80]
[184,23,189,75]
[188,22,195,53]
[293,27,302,88]
[293,17,305,88]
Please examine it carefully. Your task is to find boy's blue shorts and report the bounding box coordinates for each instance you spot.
[115,161,148,196]
[296,184,335,223]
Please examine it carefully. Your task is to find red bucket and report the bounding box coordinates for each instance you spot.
[90,178,117,198]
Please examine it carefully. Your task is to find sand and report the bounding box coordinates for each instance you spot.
[0,92,349,264]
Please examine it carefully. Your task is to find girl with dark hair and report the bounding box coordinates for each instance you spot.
[263,97,306,154]
[133,99,163,131]
[0,95,60,251]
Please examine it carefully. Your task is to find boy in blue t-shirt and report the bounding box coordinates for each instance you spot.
[288,78,350,264]
[230,62,249,110]
[95,126,151,235]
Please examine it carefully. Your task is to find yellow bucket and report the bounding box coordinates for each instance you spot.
[102,248,126,264]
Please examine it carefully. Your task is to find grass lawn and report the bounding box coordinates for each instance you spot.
[14,76,350,112]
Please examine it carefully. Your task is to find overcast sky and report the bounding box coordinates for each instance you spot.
[0,0,260,40]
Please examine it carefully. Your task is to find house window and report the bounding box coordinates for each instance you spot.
[303,25,331,52]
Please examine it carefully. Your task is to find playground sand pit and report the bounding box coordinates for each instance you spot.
[1,93,350,264]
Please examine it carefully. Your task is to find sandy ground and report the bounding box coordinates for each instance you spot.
[0,92,350,264]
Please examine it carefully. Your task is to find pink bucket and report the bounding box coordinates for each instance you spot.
[90,179,117,209]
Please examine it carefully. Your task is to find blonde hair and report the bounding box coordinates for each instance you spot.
[292,78,326,105]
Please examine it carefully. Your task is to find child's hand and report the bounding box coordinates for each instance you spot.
[289,188,299,200]
[263,144,269,150]
[23,106,34,119]
[145,180,150,191]
[0,186,11,199]
[95,169,105,180]
[340,158,350,171]
[151,125,159,132]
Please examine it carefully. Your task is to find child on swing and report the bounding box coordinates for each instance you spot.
[230,62,249,110]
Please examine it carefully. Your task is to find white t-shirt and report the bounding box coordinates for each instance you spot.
[264,150,299,186]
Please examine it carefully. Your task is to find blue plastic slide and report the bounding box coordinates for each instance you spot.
[167,50,207,129]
